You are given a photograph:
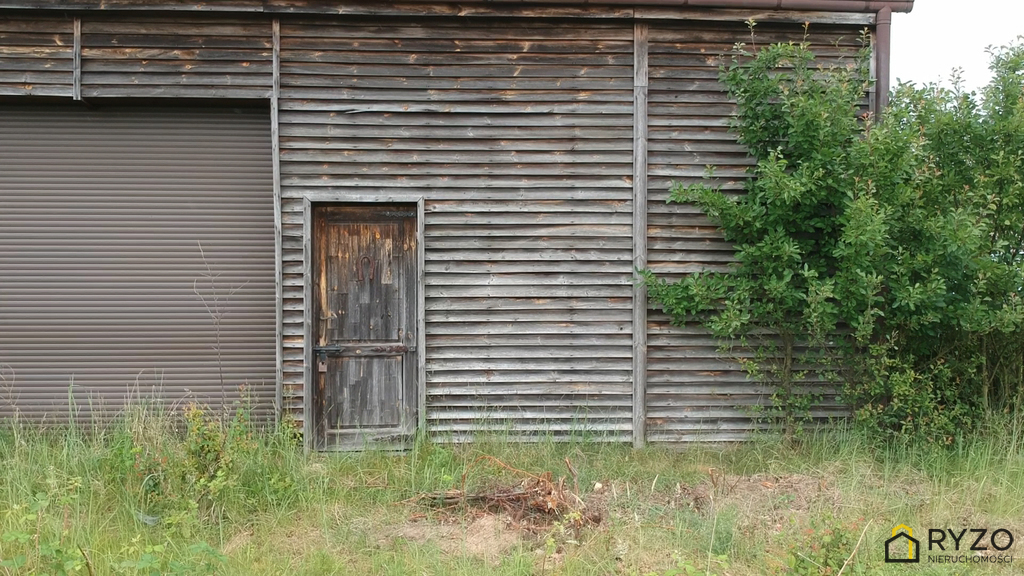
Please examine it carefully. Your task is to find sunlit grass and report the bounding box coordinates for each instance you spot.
[1,410,1022,575]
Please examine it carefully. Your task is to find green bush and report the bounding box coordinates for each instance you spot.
[644,30,1024,444]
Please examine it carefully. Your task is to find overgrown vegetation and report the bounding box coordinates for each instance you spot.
[2,408,1024,574]
[644,31,1024,444]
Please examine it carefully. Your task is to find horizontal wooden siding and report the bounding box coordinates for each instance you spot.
[644,21,864,442]
[278,16,636,440]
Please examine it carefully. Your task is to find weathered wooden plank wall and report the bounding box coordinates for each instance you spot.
[277,16,637,440]
[643,21,864,442]
[79,15,272,98]
[0,5,876,443]
[0,14,74,97]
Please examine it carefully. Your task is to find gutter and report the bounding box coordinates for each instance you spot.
[875,6,893,113]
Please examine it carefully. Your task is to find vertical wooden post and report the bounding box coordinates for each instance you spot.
[632,22,649,449]
[72,17,81,100]
[416,198,427,434]
[301,197,313,453]
[271,19,284,423]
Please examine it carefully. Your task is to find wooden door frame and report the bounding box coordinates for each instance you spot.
[302,193,426,452]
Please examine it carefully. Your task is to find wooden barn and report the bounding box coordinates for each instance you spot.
[0,0,913,450]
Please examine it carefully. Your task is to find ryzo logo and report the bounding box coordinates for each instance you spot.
[928,528,1014,552]
[885,525,1015,564]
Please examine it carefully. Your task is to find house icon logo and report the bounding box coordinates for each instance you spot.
[885,524,920,563]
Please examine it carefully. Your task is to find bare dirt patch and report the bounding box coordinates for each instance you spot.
[393,513,520,564]
[665,471,840,535]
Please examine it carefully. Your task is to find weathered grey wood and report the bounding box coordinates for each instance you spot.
[0,0,263,10]
[428,369,630,383]
[282,163,631,177]
[266,1,634,19]
[637,7,874,25]
[279,61,632,78]
[416,198,426,433]
[279,100,633,115]
[301,197,314,452]
[281,126,632,142]
[281,137,632,152]
[424,273,631,286]
[283,176,629,189]
[426,309,631,322]
[430,385,629,397]
[0,8,868,446]
[425,224,630,237]
[280,22,633,41]
[0,70,71,83]
[428,345,632,359]
[278,111,630,127]
[0,31,73,45]
[81,86,272,98]
[81,47,272,60]
[425,262,630,275]
[430,397,631,408]
[272,18,284,422]
[286,187,631,201]
[279,87,632,102]
[646,25,871,44]
[280,49,632,66]
[80,20,273,35]
[426,285,632,298]
[280,37,633,53]
[0,1,883,24]
[425,237,632,249]
[425,247,632,260]
[79,72,273,85]
[428,334,631,346]
[426,357,630,371]
[297,194,424,449]
[83,37,270,51]
[281,149,631,164]
[0,16,73,97]
[281,76,633,92]
[72,18,81,100]
[81,60,271,73]
[0,58,72,71]
[632,22,649,449]
[426,297,631,311]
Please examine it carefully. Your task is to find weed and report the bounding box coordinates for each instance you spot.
[1,413,1023,574]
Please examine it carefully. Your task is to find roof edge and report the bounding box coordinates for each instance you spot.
[438,1,914,13]
[0,0,914,14]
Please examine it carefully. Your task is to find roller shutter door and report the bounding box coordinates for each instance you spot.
[0,106,276,423]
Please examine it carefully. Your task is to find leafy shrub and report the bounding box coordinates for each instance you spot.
[644,29,1024,443]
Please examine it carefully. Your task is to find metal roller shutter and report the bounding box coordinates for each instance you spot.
[0,105,276,423]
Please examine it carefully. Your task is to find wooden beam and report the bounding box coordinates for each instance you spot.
[301,196,314,453]
[0,1,894,20]
[72,17,81,100]
[416,197,427,435]
[634,7,875,25]
[272,18,284,424]
[632,21,649,449]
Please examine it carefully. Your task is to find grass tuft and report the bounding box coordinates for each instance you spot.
[1,408,1022,574]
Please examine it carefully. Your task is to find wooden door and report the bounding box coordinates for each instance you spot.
[312,204,418,450]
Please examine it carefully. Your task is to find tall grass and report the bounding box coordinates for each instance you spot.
[1,407,1023,575]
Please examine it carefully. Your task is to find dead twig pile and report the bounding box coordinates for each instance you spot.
[406,455,600,531]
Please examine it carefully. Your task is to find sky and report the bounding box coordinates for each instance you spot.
[891,0,1024,92]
